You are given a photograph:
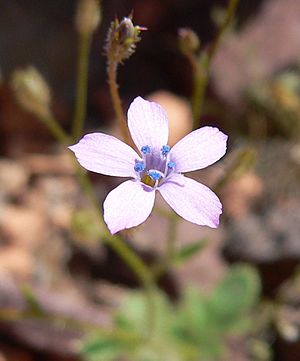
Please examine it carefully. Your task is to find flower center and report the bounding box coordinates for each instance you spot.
[134,144,176,188]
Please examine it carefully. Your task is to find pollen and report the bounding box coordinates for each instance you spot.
[135,143,176,188]
[148,170,164,181]
[141,145,151,154]
[161,144,170,156]
[134,161,145,172]
[167,161,176,169]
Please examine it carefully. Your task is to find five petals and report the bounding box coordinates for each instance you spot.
[69,96,228,233]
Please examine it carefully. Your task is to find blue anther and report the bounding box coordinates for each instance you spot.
[167,161,176,169]
[141,145,151,154]
[148,170,162,181]
[134,161,145,172]
[161,144,171,156]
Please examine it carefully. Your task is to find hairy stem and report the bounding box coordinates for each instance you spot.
[107,61,133,146]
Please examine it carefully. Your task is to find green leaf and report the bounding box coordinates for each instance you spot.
[81,336,124,361]
[116,291,174,338]
[132,342,185,361]
[173,287,225,359]
[208,264,261,333]
[116,291,188,360]
[173,239,208,264]
[172,265,261,360]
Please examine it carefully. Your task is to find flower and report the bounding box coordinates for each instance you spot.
[69,96,228,234]
[105,17,146,64]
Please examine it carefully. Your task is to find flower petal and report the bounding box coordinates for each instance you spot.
[171,126,228,173]
[163,173,186,187]
[103,180,156,234]
[128,96,169,151]
[69,133,140,177]
[158,176,222,228]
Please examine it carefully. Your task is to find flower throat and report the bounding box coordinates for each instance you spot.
[134,144,176,188]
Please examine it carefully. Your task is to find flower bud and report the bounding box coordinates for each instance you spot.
[105,16,146,64]
[116,17,136,45]
[11,66,51,118]
[178,28,200,54]
[75,0,101,35]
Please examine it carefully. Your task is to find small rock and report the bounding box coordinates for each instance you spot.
[212,0,300,104]
[221,172,264,219]
[224,141,300,263]
[0,353,7,361]
[25,176,80,229]
[0,245,33,280]
[225,202,300,263]
[0,205,47,249]
[21,151,75,176]
[0,158,29,199]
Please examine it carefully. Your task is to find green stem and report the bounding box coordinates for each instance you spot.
[40,107,156,337]
[191,68,207,128]
[0,308,142,344]
[74,160,157,336]
[206,0,239,66]
[72,160,157,315]
[107,61,133,147]
[70,142,156,335]
[41,114,152,290]
[192,0,239,128]
[103,234,153,289]
[73,162,102,217]
[43,115,71,144]
[166,214,178,266]
[72,141,156,336]
[154,205,173,220]
[71,154,156,302]
[105,45,156,336]
[152,214,178,279]
[103,233,156,337]
[40,116,101,228]
[72,161,157,337]
[72,33,92,140]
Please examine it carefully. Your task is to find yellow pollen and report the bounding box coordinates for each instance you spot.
[141,174,156,188]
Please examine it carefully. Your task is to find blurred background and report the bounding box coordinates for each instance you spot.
[1,0,300,360]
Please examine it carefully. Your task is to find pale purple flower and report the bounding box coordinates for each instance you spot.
[69,96,227,234]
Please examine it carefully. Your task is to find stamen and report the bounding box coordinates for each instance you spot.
[148,170,163,181]
[161,144,170,156]
[141,145,151,154]
[167,161,176,169]
[134,161,145,172]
